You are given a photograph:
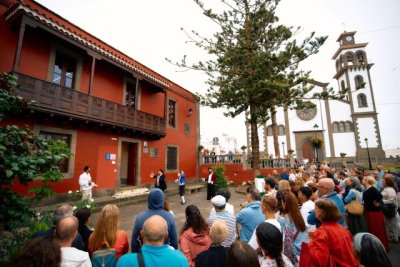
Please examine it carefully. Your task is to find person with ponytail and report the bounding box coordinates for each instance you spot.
[256,222,293,267]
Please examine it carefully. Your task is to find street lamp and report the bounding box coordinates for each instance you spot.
[364,138,373,170]
[282,141,285,158]
[313,124,319,162]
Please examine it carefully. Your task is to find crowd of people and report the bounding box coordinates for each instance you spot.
[12,162,399,267]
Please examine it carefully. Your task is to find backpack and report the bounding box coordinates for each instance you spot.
[92,248,117,267]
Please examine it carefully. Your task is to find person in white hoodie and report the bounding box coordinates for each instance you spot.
[55,216,92,267]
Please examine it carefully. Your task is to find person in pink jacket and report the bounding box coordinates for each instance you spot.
[179,205,211,267]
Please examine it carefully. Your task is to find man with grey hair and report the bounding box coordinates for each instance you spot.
[118,215,188,267]
[307,178,346,227]
[33,204,85,250]
[195,220,229,267]
[55,216,91,267]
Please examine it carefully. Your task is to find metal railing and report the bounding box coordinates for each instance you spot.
[201,154,243,164]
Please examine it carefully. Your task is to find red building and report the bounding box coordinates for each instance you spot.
[0,0,199,196]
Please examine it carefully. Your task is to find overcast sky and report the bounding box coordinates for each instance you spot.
[36,0,400,150]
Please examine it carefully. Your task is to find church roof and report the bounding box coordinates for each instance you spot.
[336,31,357,42]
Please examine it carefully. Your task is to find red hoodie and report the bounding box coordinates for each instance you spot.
[179,228,212,267]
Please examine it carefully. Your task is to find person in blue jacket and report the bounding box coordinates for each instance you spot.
[119,215,188,267]
[176,170,186,205]
[307,178,346,227]
[131,188,178,252]
[236,186,265,242]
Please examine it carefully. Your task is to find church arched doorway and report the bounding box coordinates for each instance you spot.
[301,140,315,162]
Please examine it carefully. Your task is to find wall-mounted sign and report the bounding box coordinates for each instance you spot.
[105,154,116,160]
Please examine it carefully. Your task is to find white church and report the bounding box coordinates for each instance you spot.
[246,31,386,161]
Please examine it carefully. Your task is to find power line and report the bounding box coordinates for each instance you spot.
[359,25,400,35]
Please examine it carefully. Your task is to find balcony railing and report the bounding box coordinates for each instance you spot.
[12,72,166,137]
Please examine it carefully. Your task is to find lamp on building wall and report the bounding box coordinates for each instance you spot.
[364,138,373,170]
[187,107,193,117]
[313,124,319,162]
[282,141,285,158]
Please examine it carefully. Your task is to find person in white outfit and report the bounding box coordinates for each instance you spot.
[79,166,96,200]
[55,216,92,267]
[299,186,316,233]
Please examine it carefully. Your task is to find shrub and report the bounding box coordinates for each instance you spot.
[212,165,229,191]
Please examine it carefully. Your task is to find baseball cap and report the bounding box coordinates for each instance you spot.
[211,195,226,208]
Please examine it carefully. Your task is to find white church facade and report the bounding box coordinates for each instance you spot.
[246,31,385,161]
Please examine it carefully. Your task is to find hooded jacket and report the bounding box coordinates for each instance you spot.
[236,200,265,242]
[131,188,178,252]
[179,228,211,267]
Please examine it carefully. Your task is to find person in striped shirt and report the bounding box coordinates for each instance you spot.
[207,195,237,247]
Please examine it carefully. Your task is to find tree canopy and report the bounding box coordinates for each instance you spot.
[171,0,343,174]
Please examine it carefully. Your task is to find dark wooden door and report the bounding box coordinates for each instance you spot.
[127,143,137,185]
[302,141,315,161]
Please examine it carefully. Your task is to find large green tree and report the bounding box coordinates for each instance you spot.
[172,0,335,175]
[0,73,70,230]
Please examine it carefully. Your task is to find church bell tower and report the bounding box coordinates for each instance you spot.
[332,31,385,158]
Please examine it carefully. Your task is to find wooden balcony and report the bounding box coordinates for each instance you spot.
[12,72,166,138]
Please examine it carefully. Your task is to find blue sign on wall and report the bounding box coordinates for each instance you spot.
[105,154,111,160]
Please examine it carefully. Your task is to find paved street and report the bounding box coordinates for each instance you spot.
[91,189,399,266]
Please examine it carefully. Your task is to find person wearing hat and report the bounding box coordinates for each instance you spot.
[207,195,236,248]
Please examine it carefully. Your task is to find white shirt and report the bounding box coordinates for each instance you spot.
[248,219,281,250]
[79,172,92,191]
[208,172,213,184]
[258,254,294,267]
[61,247,92,267]
[289,173,296,182]
[300,200,316,232]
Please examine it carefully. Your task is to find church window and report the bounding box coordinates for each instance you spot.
[341,80,346,93]
[336,60,340,71]
[266,125,273,136]
[356,51,365,65]
[339,122,345,132]
[333,122,339,133]
[357,93,368,107]
[278,125,285,136]
[345,121,352,132]
[346,52,354,65]
[355,75,365,90]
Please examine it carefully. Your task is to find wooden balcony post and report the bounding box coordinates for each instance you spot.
[12,18,26,73]
[89,56,96,95]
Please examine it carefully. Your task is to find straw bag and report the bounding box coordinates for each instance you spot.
[345,191,364,216]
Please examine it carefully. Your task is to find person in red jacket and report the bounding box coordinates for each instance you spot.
[306,198,359,267]
[179,205,211,267]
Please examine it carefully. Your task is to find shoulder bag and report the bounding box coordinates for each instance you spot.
[345,190,364,216]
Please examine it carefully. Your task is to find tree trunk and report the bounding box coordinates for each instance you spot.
[271,109,280,158]
[250,120,261,177]
[249,105,260,177]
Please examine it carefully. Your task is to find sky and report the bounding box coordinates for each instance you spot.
[36,0,400,150]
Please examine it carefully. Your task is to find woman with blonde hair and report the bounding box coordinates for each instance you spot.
[362,176,389,251]
[278,180,291,192]
[89,204,129,259]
